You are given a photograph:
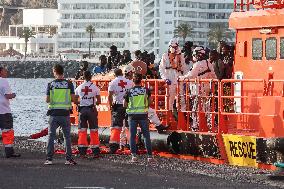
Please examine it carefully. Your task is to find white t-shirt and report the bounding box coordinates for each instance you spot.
[75,81,100,107]
[0,77,12,114]
[108,76,133,104]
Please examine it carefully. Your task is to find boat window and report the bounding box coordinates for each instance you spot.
[280,37,284,59]
[252,38,262,60]
[265,37,277,60]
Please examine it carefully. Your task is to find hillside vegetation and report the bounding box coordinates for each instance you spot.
[0,0,57,35]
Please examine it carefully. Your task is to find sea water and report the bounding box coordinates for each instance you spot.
[8,78,52,136]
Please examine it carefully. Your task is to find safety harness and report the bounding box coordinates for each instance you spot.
[197,60,212,77]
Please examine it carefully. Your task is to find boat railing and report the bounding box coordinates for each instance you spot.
[71,78,284,137]
[234,0,284,12]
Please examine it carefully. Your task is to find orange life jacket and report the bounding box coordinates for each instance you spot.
[168,53,182,71]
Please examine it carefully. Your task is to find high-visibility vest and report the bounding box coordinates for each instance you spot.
[126,87,148,114]
[48,88,71,110]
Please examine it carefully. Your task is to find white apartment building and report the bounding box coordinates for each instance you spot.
[57,0,133,56]
[57,0,234,57]
[0,9,59,56]
[141,0,234,56]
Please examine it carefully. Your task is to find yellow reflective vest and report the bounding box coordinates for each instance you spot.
[48,88,71,110]
[126,87,149,114]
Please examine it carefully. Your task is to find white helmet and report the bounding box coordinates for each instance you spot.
[124,64,135,74]
[192,46,206,56]
[168,38,179,47]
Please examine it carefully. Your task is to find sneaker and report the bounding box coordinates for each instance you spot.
[131,156,138,163]
[44,159,53,165]
[65,159,77,165]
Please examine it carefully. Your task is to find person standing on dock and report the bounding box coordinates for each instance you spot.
[45,64,77,165]
[108,68,133,153]
[0,67,21,158]
[123,73,154,163]
[124,64,169,133]
[75,71,101,158]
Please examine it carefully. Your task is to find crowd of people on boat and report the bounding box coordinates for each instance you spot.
[75,39,235,130]
[80,40,234,81]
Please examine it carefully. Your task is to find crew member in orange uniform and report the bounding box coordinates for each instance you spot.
[0,67,21,158]
[75,71,101,157]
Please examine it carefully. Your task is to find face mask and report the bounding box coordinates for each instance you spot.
[175,48,181,54]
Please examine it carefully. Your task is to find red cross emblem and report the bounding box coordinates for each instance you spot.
[118,80,127,89]
[81,86,92,95]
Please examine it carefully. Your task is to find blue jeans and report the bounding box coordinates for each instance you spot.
[128,118,152,156]
[46,116,72,160]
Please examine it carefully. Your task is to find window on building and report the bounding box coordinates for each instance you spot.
[165,21,172,24]
[208,13,215,19]
[199,3,207,9]
[252,38,263,60]
[132,31,139,34]
[166,1,172,4]
[61,4,70,10]
[133,1,139,4]
[132,41,139,44]
[132,11,139,14]
[280,38,284,59]
[209,4,215,9]
[165,11,172,14]
[265,37,277,60]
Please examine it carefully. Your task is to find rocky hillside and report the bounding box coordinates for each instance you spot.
[0,0,57,35]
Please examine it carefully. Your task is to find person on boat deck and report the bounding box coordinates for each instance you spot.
[179,46,217,131]
[0,67,21,158]
[221,44,234,80]
[75,61,89,80]
[108,68,133,154]
[75,71,101,158]
[133,50,142,61]
[159,38,187,112]
[106,45,121,71]
[120,50,132,65]
[209,49,225,80]
[93,55,107,75]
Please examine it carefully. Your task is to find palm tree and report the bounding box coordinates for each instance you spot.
[86,24,95,58]
[19,27,34,59]
[174,23,193,45]
[208,23,233,48]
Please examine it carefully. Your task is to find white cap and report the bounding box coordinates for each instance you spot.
[124,64,135,74]
[168,38,179,47]
[192,46,206,56]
